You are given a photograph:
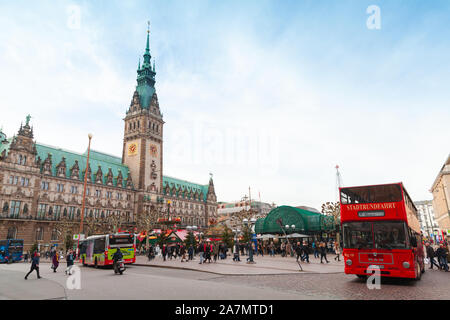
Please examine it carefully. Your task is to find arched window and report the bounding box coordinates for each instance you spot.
[7,227,17,239]
[18,155,22,165]
[129,123,132,131]
[35,227,43,241]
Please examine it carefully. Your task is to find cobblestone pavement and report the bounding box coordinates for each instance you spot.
[2,259,448,300]
[213,267,450,300]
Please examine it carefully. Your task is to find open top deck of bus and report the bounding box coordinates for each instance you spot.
[339,182,420,234]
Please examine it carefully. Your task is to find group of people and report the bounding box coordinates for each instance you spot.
[139,241,231,264]
[261,240,341,264]
[137,238,343,267]
[425,242,449,272]
[24,247,75,280]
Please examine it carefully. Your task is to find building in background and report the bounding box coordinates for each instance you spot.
[430,153,450,241]
[414,200,440,240]
[217,200,275,230]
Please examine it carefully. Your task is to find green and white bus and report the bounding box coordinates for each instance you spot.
[79,233,136,267]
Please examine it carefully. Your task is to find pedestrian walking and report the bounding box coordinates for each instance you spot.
[25,252,41,280]
[286,241,292,257]
[213,243,219,262]
[281,242,286,257]
[65,249,74,275]
[162,244,167,261]
[180,244,187,262]
[233,242,241,262]
[320,242,330,263]
[188,245,194,261]
[334,243,341,262]
[147,245,154,261]
[205,242,212,263]
[312,242,319,258]
[436,243,449,272]
[425,242,440,269]
[302,242,310,263]
[51,250,59,272]
[198,242,204,264]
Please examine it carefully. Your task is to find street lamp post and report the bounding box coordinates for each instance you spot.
[76,133,92,259]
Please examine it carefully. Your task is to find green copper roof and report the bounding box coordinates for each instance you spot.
[35,143,130,188]
[136,29,156,109]
[162,176,209,201]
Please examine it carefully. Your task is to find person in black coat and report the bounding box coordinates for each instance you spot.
[320,242,329,263]
[302,242,310,263]
[436,244,449,272]
[425,242,440,269]
[25,252,41,280]
[188,245,194,261]
[295,242,302,262]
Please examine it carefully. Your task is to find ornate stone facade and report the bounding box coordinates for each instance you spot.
[0,29,217,250]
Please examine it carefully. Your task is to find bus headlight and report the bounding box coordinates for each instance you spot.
[346,259,352,266]
[402,262,410,269]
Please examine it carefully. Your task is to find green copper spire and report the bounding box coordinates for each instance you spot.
[143,21,151,65]
[136,22,156,109]
[138,58,141,71]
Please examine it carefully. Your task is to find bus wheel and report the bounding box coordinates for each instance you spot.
[356,275,366,280]
[415,262,421,281]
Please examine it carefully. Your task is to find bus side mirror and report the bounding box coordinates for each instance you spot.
[410,237,417,247]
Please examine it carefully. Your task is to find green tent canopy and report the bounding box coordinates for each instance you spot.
[255,206,335,234]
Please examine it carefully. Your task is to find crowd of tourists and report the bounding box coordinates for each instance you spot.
[137,239,343,264]
[425,241,449,272]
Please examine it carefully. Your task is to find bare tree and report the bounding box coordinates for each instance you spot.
[321,201,341,243]
[83,215,101,236]
[136,205,160,251]
[52,217,76,250]
[102,213,124,234]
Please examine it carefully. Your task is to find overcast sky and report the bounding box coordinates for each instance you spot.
[1,0,449,210]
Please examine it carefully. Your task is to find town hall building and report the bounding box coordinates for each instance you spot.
[0,28,217,250]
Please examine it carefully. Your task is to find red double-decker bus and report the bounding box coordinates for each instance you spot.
[340,182,425,280]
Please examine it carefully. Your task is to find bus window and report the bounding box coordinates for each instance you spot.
[80,241,87,255]
[373,222,407,249]
[109,235,134,246]
[93,237,106,254]
[341,184,403,204]
[343,222,373,249]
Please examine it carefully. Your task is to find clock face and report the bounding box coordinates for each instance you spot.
[128,143,138,156]
[150,144,157,157]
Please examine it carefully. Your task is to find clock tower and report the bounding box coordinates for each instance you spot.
[122,25,164,196]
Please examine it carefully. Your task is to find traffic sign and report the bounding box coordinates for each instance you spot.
[73,234,85,240]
